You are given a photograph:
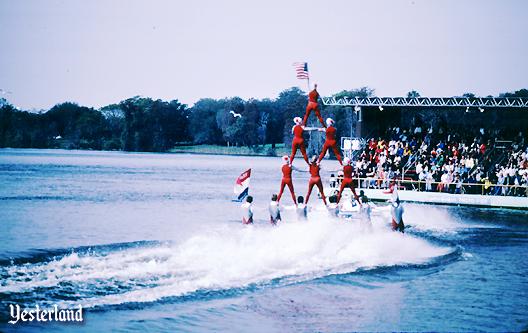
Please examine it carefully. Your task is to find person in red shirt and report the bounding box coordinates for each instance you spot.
[305,156,327,205]
[303,83,326,127]
[290,117,310,164]
[368,138,377,151]
[277,155,298,205]
[480,143,487,155]
[317,118,343,165]
[337,157,361,205]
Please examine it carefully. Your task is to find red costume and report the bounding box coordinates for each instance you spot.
[337,164,360,203]
[290,124,309,164]
[303,88,326,127]
[318,125,343,164]
[277,163,297,204]
[305,162,327,205]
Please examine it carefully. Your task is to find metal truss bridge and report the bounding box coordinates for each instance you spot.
[321,96,528,108]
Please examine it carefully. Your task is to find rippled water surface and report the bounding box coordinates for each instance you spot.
[0,149,527,332]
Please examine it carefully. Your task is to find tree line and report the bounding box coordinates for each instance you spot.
[0,88,526,153]
[0,87,371,153]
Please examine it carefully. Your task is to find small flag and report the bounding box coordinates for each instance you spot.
[293,62,309,80]
[233,168,251,202]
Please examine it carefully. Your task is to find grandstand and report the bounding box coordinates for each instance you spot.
[326,96,528,201]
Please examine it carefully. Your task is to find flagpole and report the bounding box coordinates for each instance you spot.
[306,62,311,91]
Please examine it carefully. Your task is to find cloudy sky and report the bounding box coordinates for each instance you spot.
[1,0,527,109]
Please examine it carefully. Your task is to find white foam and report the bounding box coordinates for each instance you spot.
[1,212,451,308]
[396,204,502,236]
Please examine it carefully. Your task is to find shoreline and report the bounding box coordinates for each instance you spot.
[0,145,291,158]
[0,146,343,160]
[168,144,290,157]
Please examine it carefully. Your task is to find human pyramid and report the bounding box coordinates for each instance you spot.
[277,84,361,210]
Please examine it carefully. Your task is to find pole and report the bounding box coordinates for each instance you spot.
[307,77,311,92]
[350,107,353,138]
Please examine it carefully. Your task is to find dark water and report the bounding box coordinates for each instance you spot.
[0,149,527,332]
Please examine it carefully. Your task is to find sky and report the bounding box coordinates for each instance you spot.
[1,0,527,110]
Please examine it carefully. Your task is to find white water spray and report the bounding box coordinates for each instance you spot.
[1,210,452,308]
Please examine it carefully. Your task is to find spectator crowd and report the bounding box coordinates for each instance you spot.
[349,126,528,197]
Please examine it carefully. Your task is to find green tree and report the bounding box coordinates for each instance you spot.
[0,100,15,147]
[333,87,375,99]
[189,98,224,145]
[117,97,189,151]
[275,87,307,145]
[499,88,528,98]
[407,90,421,98]
[100,105,124,150]
[462,92,476,98]
[45,102,106,149]
[119,97,144,151]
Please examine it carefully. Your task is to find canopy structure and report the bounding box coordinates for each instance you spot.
[321,96,528,108]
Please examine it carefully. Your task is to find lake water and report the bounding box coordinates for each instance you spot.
[0,149,527,332]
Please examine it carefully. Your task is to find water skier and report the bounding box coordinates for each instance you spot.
[241,195,254,225]
[383,178,399,203]
[337,157,361,206]
[269,194,282,225]
[391,197,405,233]
[305,156,328,206]
[317,118,343,165]
[277,155,299,205]
[296,196,308,221]
[290,117,310,164]
[303,83,326,127]
[327,195,340,217]
[359,190,372,224]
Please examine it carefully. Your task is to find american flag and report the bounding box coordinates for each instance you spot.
[293,62,309,80]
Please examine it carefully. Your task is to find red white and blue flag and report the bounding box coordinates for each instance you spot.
[233,168,251,202]
[293,62,309,80]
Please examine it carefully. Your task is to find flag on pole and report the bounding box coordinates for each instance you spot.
[233,168,251,202]
[293,62,309,80]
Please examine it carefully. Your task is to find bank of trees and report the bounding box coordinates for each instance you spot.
[0,87,325,152]
[0,88,526,152]
[0,97,190,151]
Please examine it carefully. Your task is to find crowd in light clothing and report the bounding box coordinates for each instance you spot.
[352,126,528,197]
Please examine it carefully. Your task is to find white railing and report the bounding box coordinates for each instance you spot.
[322,97,528,108]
